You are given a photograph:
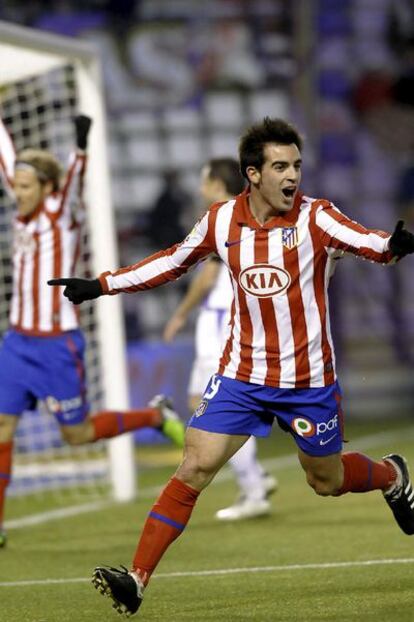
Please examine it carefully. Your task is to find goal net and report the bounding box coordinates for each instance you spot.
[0,22,135,508]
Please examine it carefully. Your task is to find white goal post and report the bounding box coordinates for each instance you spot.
[0,20,136,502]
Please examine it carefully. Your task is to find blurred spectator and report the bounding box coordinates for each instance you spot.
[387,0,414,58]
[353,69,394,115]
[145,170,190,248]
[32,0,105,37]
[392,37,414,108]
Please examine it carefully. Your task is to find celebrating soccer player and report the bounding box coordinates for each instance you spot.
[163,158,278,521]
[49,117,414,617]
[0,115,185,549]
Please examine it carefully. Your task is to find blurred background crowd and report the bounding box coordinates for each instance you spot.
[1,0,413,422]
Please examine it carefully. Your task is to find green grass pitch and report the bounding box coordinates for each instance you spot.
[1,417,414,621]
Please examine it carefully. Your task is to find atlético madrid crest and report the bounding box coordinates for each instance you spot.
[281,226,298,249]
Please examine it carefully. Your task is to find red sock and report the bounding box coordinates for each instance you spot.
[91,409,161,440]
[338,452,397,495]
[132,476,200,585]
[0,441,13,527]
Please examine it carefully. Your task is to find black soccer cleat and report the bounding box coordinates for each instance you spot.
[0,529,6,548]
[382,454,414,535]
[92,565,144,617]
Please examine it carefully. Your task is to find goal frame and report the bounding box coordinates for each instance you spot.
[0,20,136,502]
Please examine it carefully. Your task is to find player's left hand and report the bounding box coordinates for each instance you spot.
[74,115,92,150]
[389,220,414,258]
[48,277,102,304]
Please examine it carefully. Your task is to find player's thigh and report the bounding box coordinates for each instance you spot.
[188,374,273,437]
[272,381,344,458]
[177,426,248,489]
[0,332,35,417]
[0,413,19,442]
[60,418,94,445]
[41,330,89,426]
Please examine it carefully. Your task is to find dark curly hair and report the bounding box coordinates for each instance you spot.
[239,117,303,181]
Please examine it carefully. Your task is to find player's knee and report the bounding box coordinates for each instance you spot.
[176,455,217,490]
[306,471,341,496]
[60,426,89,445]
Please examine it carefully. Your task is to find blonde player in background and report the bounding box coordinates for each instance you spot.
[51,117,414,617]
[0,115,184,548]
[163,158,277,521]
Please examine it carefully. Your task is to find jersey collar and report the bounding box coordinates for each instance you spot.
[16,200,45,224]
[235,187,302,230]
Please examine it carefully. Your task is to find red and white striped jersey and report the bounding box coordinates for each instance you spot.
[0,119,86,335]
[100,189,393,388]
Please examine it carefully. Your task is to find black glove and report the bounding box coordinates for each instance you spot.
[74,115,92,150]
[389,220,414,258]
[48,277,102,305]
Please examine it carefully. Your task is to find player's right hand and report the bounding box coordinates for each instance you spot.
[48,277,102,305]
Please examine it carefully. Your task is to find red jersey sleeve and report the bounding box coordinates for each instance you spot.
[48,150,87,224]
[99,210,217,295]
[313,199,393,263]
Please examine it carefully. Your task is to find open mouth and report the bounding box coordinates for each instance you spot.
[282,187,296,198]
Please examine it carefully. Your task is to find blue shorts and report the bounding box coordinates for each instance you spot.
[0,329,89,425]
[188,374,344,457]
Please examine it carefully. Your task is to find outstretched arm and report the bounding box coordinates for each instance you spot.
[314,200,398,263]
[55,115,92,222]
[163,257,221,342]
[48,209,217,304]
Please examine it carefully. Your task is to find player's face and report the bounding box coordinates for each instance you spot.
[199,165,224,207]
[247,143,302,212]
[13,169,50,217]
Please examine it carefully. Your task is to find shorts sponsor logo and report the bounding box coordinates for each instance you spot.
[194,399,208,418]
[238,264,291,298]
[292,417,315,437]
[292,413,339,441]
[316,414,338,435]
[45,395,83,414]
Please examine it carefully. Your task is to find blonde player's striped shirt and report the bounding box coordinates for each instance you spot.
[99,189,393,389]
[0,118,86,335]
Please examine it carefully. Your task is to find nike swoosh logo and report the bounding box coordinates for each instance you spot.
[224,230,257,248]
[224,239,242,248]
[319,433,337,446]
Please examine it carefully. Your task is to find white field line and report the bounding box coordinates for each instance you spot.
[6,426,414,531]
[1,557,414,588]
[4,501,111,529]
